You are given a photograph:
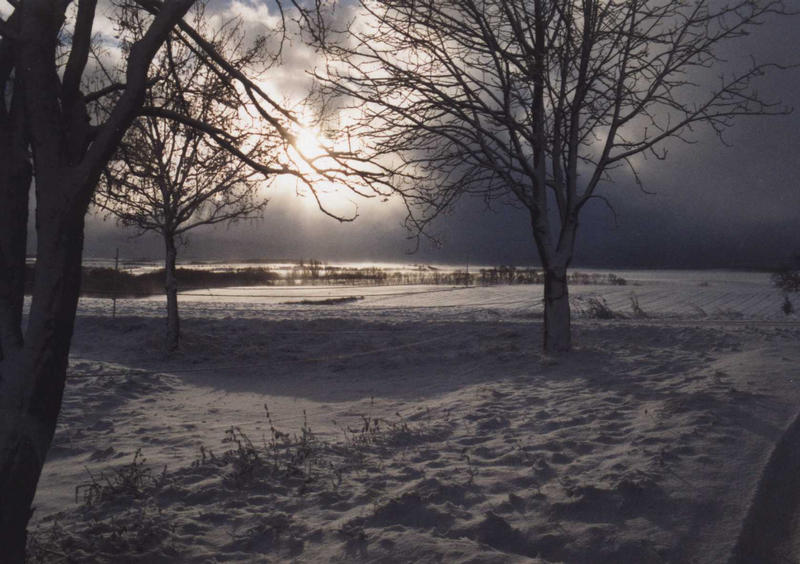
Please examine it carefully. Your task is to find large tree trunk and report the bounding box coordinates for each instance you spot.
[164,234,180,351]
[0,186,86,562]
[543,264,571,353]
[0,81,35,564]
[0,85,31,357]
[0,402,43,563]
[0,1,195,559]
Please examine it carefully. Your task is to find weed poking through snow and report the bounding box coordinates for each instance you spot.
[630,294,648,318]
[31,405,453,562]
[583,297,616,319]
[782,294,794,315]
[75,449,167,507]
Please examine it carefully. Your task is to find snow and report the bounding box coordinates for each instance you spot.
[28,272,800,562]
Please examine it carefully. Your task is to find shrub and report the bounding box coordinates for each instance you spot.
[773,269,800,293]
[196,406,325,490]
[75,449,166,507]
[783,295,794,316]
[584,297,615,319]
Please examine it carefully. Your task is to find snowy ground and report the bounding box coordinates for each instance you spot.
[28,272,800,562]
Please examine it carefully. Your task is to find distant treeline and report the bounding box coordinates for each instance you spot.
[288,261,628,287]
[23,262,627,297]
[475,267,627,286]
[23,266,281,298]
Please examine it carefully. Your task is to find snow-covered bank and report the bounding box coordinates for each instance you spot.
[28,281,800,562]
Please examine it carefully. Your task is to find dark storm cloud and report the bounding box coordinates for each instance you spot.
[82,6,800,269]
[403,10,800,269]
[567,10,800,269]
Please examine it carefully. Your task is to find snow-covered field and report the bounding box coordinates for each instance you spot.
[29,271,800,562]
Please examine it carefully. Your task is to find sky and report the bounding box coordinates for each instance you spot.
[82,1,800,269]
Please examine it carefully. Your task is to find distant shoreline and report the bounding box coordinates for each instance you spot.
[25,255,780,273]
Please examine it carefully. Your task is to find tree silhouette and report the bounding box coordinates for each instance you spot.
[317,0,791,351]
[0,2,389,558]
[98,7,267,351]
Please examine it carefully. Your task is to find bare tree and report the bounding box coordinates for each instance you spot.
[98,7,268,351]
[0,2,195,558]
[318,0,792,352]
[0,1,389,558]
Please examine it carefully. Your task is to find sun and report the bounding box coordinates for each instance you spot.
[286,124,334,171]
[283,126,362,217]
[294,127,326,160]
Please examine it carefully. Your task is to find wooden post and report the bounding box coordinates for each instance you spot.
[112,247,119,319]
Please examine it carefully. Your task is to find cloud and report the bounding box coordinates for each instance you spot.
[80,1,800,270]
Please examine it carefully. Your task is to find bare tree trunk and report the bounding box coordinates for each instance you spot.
[0,91,35,564]
[543,264,571,353]
[0,2,195,559]
[535,214,577,354]
[0,87,31,358]
[0,405,41,563]
[164,234,180,351]
[0,173,29,353]
[0,189,86,562]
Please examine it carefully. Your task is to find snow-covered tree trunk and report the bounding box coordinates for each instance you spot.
[164,234,180,351]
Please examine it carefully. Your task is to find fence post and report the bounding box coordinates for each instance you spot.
[112,247,119,319]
